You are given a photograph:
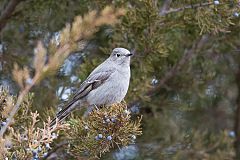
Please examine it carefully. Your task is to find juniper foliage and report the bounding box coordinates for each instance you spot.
[1,0,240,159]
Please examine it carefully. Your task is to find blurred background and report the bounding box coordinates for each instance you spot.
[1,0,240,159]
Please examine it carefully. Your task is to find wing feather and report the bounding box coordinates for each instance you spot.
[71,69,114,100]
[51,69,114,125]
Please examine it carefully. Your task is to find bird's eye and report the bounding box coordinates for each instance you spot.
[116,54,120,57]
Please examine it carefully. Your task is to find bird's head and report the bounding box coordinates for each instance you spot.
[109,48,133,65]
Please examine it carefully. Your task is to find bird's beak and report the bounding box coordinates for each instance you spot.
[125,53,133,57]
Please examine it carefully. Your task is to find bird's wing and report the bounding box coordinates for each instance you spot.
[71,69,114,100]
[52,69,114,124]
[50,69,114,127]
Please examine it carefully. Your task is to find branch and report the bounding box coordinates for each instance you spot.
[0,71,41,137]
[0,43,71,137]
[0,0,22,31]
[147,34,209,97]
[161,2,213,16]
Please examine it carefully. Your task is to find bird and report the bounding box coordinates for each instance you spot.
[50,48,133,126]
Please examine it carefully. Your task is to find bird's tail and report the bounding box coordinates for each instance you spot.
[50,100,77,127]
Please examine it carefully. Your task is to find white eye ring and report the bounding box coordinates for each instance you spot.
[116,54,120,57]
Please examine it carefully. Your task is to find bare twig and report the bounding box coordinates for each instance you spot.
[147,35,209,97]
[0,0,22,32]
[161,2,213,16]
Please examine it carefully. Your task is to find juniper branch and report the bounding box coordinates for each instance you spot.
[0,71,41,137]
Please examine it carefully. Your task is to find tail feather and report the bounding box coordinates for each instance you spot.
[50,100,77,127]
[50,111,71,127]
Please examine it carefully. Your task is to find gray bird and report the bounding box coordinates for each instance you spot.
[51,48,133,126]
